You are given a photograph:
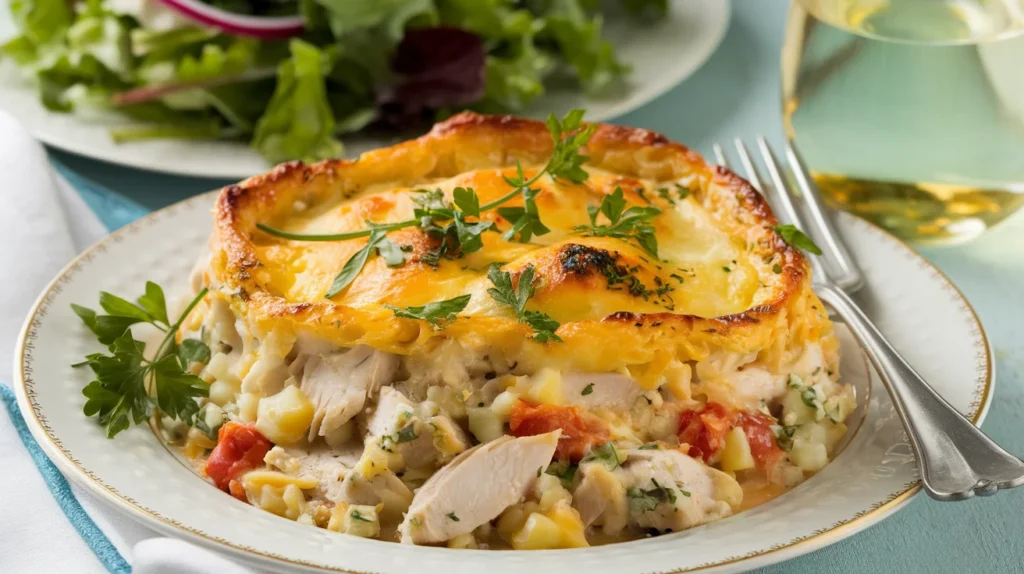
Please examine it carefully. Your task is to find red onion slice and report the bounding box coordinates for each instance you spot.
[155,0,305,39]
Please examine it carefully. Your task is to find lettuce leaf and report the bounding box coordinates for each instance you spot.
[251,39,342,163]
[314,0,437,42]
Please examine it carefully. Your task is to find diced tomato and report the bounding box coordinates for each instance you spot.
[509,401,609,461]
[677,402,733,462]
[678,403,784,469]
[735,411,785,469]
[205,422,272,499]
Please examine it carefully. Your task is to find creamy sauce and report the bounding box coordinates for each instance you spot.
[739,477,787,512]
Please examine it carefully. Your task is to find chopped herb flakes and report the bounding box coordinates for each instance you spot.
[628,479,681,512]
[447,512,460,521]
[582,442,619,470]
[546,461,578,484]
[395,425,418,444]
[350,510,371,522]
[638,443,659,450]
[581,383,594,396]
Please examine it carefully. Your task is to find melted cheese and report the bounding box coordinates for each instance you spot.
[252,167,758,321]
[208,112,831,378]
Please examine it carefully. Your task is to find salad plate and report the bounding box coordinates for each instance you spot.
[14,190,991,573]
[0,0,730,180]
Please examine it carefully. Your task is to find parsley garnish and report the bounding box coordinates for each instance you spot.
[771,224,823,255]
[581,383,594,396]
[546,461,578,484]
[447,512,460,521]
[256,109,598,298]
[574,187,662,257]
[350,510,371,522]
[72,283,211,438]
[638,443,659,450]
[486,264,562,342]
[627,479,680,512]
[537,466,543,477]
[385,294,471,327]
[582,441,619,470]
[773,263,783,274]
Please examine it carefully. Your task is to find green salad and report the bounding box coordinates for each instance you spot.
[2,0,667,164]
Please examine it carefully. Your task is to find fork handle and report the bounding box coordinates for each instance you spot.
[816,284,1024,500]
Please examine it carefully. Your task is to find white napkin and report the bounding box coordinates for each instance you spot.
[0,109,259,574]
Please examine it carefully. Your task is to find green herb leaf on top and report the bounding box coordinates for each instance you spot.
[771,224,823,255]
[386,294,472,327]
[486,264,562,342]
[544,109,598,183]
[574,187,662,257]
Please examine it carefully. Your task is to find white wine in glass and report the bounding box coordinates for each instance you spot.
[782,0,1024,243]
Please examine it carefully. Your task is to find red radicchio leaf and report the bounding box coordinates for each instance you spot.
[377,27,486,124]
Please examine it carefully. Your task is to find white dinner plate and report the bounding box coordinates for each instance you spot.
[0,0,730,180]
[13,191,992,573]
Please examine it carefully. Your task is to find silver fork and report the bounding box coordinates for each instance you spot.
[714,137,1024,501]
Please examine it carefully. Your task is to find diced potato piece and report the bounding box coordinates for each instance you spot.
[429,416,469,457]
[661,360,692,400]
[511,513,563,550]
[781,388,817,426]
[468,407,506,444]
[354,442,395,479]
[255,385,314,445]
[545,501,589,548]
[490,391,521,418]
[208,380,238,407]
[534,474,572,513]
[203,352,241,387]
[790,424,829,472]
[496,501,540,541]
[327,502,381,538]
[427,386,468,419]
[324,421,355,449]
[823,421,848,453]
[527,368,565,405]
[720,427,755,471]
[236,392,259,423]
[790,440,827,472]
[447,533,478,549]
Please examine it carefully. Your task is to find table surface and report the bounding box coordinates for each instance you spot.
[49,1,1024,572]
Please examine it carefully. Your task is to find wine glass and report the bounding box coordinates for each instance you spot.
[782,0,1024,243]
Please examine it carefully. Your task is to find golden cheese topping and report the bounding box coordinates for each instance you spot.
[208,113,830,376]
[253,166,758,321]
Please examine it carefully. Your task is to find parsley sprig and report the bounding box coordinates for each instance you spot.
[385,294,472,327]
[255,109,597,298]
[72,283,211,438]
[486,264,562,342]
[574,187,662,257]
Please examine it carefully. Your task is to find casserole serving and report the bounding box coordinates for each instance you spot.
[152,112,853,548]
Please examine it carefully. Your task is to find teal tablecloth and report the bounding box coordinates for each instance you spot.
[49,1,1024,571]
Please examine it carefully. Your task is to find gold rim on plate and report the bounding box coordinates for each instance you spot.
[13,192,992,574]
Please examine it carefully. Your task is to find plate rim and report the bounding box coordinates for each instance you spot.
[12,192,993,574]
[2,0,731,180]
